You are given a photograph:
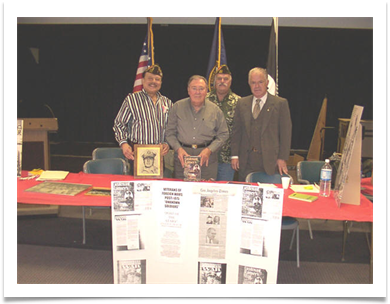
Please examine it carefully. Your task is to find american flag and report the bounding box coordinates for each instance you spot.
[133,18,154,93]
[133,36,152,93]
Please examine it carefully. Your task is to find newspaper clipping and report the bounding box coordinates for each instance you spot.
[198,262,227,284]
[198,188,229,260]
[158,185,186,261]
[134,182,153,211]
[117,259,146,284]
[240,186,283,257]
[238,265,268,284]
[112,181,135,212]
[115,214,144,251]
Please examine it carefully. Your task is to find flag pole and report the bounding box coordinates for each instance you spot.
[266,17,278,96]
[133,18,154,93]
[206,17,227,91]
[275,17,279,93]
[147,17,154,66]
[217,17,221,67]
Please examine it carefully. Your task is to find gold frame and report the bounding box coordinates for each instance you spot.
[85,187,111,196]
[134,144,163,179]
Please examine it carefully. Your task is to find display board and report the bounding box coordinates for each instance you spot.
[110,181,284,284]
[334,105,363,206]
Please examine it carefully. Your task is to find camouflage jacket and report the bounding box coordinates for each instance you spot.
[206,89,240,164]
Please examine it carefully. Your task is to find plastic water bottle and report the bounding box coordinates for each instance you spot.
[319,159,332,197]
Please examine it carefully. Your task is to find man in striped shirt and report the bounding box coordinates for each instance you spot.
[113,65,172,173]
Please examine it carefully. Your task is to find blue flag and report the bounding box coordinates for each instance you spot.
[206,17,227,91]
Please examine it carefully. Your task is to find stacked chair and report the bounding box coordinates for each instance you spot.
[296,160,325,240]
[81,148,129,244]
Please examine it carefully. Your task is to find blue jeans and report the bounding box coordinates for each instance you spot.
[216,163,235,181]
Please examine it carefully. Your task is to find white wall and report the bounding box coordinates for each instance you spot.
[17,17,373,29]
[15,2,376,29]
[18,17,373,29]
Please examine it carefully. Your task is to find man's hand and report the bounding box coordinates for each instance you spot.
[198,148,212,167]
[121,143,134,160]
[177,147,189,168]
[161,143,170,156]
[231,158,239,171]
[277,159,288,175]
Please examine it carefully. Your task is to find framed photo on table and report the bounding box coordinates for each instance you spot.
[85,187,111,196]
[134,144,163,179]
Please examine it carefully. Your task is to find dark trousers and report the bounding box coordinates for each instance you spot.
[239,150,265,182]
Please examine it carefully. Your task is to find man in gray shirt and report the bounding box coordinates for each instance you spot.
[166,75,229,180]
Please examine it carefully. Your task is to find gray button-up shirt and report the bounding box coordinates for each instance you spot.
[166,98,229,153]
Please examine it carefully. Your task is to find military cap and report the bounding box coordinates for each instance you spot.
[215,64,231,75]
[144,64,163,77]
[142,150,156,159]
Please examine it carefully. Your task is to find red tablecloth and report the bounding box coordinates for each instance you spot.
[17,171,167,207]
[281,188,372,222]
[17,171,373,222]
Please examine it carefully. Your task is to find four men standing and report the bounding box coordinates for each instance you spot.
[114,65,292,182]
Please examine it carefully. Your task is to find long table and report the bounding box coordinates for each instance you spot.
[17,171,373,283]
[17,171,373,222]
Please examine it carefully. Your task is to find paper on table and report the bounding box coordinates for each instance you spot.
[36,170,69,181]
[290,184,320,193]
[257,182,277,188]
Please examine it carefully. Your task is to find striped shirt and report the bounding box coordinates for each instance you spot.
[113,89,172,146]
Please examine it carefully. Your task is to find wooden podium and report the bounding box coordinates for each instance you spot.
[18,118,59,216]
[20,118,58,171]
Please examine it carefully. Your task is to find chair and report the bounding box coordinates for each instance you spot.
[92,147,130,174]
[296,160,325,239]
[82,158,128,244]
[83,157,128,175]
[246,171,300,267]
[296,160,325,184]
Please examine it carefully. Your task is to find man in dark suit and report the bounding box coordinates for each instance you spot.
[231,67,292,182]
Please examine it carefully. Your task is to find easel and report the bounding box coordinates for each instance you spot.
[307,97,335,161]
[307,97,327,160]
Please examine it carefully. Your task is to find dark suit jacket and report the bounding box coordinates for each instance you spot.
[231,93,292,176]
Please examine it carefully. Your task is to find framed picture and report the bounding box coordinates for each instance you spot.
[133,144,163,179]
[85,187,111,196]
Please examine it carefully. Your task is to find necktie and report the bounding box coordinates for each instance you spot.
[253,99,261,119]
